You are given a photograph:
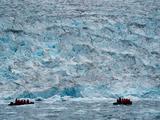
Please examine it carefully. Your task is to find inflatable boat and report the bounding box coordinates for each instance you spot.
[113,97,132,105]
[8,99,34,106]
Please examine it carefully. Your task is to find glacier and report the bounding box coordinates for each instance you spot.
[0,0,160,100]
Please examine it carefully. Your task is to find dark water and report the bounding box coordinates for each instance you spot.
[0,100,160,120]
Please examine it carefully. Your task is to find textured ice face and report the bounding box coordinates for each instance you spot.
[0,0,160,100]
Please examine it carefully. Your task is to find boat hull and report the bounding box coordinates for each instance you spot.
[113,102,132,105]
[8,102,34,106]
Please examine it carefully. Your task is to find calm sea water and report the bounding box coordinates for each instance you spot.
[0,99,160,120]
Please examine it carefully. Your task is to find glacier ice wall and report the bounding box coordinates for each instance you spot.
[0,0,160,99]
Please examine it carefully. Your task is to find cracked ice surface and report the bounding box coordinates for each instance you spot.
[0,0,160,100]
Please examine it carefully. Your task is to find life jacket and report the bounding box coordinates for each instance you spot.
[16,100,20,105]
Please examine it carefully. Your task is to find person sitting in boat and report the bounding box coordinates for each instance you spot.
[23,100,26,104]
[16,99,20,105]
[10,102,14,105]
[117,97,122,104]
[15,99,17,102]
[27,99,29,104]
